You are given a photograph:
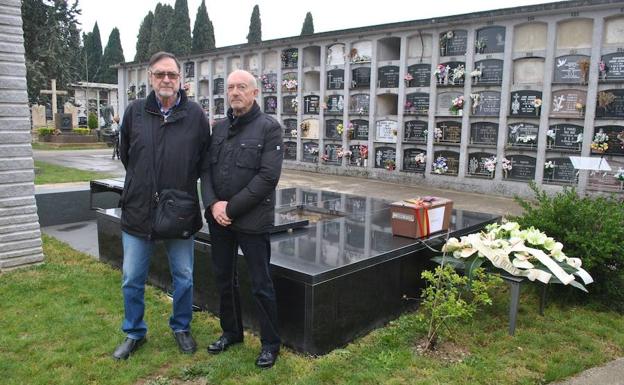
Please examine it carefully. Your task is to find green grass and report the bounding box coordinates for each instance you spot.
[32,142,110,151]
[34,160,112,185]
[1,235,622,385]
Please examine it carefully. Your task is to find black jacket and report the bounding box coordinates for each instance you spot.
[201,102,283,234]
[119,89,211,239]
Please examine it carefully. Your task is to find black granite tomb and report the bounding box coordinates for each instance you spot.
[283,119,297,138]
[433,150,460,175]
[281,48,298,69]
[264,96,277,114]
[553,55,589,84]
[472,91,501,117]
[351,67,371,89]
[303,141,319,163]
[472,59,504,85]
[378,66,400,88]
[595,90,624,119]
[349,94,370,115]
[213,78,224,95]
[406,64,431,87]
[600,52,624,82]
[327,69,345,90]
[436,121,462,144]
[543,157,577,184]
[325,119,342,139]
[93,180,499,355]
[475,26,505,54]
[470,122,498,145]
[509,91,542,117]
[283,95,297,115]
[402,148,427,173]
[283,141,297,160]
[405,93,429,115]
[507,155,536,180]
[404,120,428,143]
[507,122,539,148]
[592,125,624,156]
[440,30,467,57]
[548,124,583,152]
[304,95,320,115]
[213,98,224,115]
[467,152,496,178]
[350,119,369,141]
[373,146,395,169]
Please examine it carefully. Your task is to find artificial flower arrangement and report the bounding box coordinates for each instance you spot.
[384,159,396,171]
[484,156,496,173]
[404,73,414,87]
[307,146,319,155]
[432,156,448,174]
[470,93,481,114]
[597,91,616,111]
[591,130,609,152]
[414,152,426,165]
[282,78,298,92]
[575,100,585,115]
[474,38,487,54]
[347,122,354,139]
[451,64,465,85]
[291,98,298,112]
[337,147,352,159]
[320,153,329,162]
[449,95,464,115]
[336,123,344,136]
[578,58,590,84]
[615,168,624,189]
[440,221,593,291]
[544,160,555,176]
[434,127,443,142]
[260,74,276,92]
[532,97,542,112]
[300,121,310,136]
[546,129,556,148]
[359,144,368,159]
[599,60,608,80]
[434,64,448,84]
[501,157,512,177]
[470,68,482,79]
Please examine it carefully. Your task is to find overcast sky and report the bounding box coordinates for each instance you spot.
[77,0,563,61]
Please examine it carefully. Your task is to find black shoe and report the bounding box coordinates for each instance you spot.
[173,331,197,354]
[255,349,278,369]
[207,335,243,354]
[112,337,146,360]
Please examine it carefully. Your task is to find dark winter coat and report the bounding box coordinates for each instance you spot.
[201,102,283,234]
[119,89,211,239]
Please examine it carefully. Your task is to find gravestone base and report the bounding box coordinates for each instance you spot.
[39,133,97,143]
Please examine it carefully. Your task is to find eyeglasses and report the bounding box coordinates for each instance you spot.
[150,71,180,80]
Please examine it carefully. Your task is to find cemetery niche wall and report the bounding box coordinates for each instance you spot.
[116,1,624,197]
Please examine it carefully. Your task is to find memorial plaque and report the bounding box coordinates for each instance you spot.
[184,62,195,78]
[376,120,398,142]
[350,119,369,140]
[507,155,536,180]
[304,95,320,114]
[543,157,577,184]
[322,143,342,165]
[264,96,277,114]
[440,29,467,57]
[473,59,504,85]
[55,113,72,131]
[595,89,624,118]
[404,92,429,115]
[437,61,465,86]
[433,150,460,175]
[550,89,586,118]
[587,157,624,192]
[214,98,224,115]
[351,67,371,88]
[373,146,396,169]
[403,148,427,173]
[325,119,342,139]
[509,90,542,117]
[281,48,298,69]
[407,64,431,87]
[553,55,589,84]
[507,122,539,147]
[470,122,498,145]
[326,94,344,115]
[261,73,277,93]
[467,152,496,177]
[213,77,224,94]
[282,73,298,93]
[378,66,400,88]
[327,69,345,90]
[283,118,298,138]
[349,94,370,115]
[283,95,297,115]
[200,98,209,111]
[404,120,428,143]
[475,26,505,54]
[600,52,624,81]
[548,124,583,151]
[283,141,297,160]
[436,120,462,144]
[437,91,463,115]
[472,91,501,116]
[302,141,319,163]
[593,125,624,156]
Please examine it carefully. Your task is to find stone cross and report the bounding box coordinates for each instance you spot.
[39,79,68,118]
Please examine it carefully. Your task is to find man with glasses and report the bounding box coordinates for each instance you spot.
[112,51,210,360]
[201,70,283,368]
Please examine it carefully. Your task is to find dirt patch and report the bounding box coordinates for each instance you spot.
[414,337,470,364]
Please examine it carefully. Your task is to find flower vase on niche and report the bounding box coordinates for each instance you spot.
[458,109,463,116]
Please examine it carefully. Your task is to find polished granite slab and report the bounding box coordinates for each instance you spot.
[94,181,499,354]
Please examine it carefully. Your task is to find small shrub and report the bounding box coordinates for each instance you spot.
[87,112,98,129]
[72,128,90,135]
[512,182,624,312]
[37,127,55,136]
[418,264,500,350]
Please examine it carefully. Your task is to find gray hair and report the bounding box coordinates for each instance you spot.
[148,51,181,72]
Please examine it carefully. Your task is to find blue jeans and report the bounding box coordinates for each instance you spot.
[121,231,195,339]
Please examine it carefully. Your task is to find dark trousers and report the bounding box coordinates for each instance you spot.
[208,222,281,352]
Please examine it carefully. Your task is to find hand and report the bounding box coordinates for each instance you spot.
[211,201,232,226]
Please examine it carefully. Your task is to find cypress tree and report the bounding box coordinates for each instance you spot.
[246,5,262,44]
[100,28,125,84]
[192,0,215,53]
[301,12,314,35]
[165,0,192,56]
[87,22,103,82]
[149,3,174,56]
[135,11,153,62]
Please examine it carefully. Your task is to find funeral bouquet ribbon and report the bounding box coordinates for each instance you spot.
[440,221,593,292]
[403,197,437,237]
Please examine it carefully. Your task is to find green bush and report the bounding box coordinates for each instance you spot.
[37,127,55,136]
[511,182,624,312]
[72,128,90,135]
[87,112,98,129]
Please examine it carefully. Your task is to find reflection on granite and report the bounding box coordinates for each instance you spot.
[94,183,499,355]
